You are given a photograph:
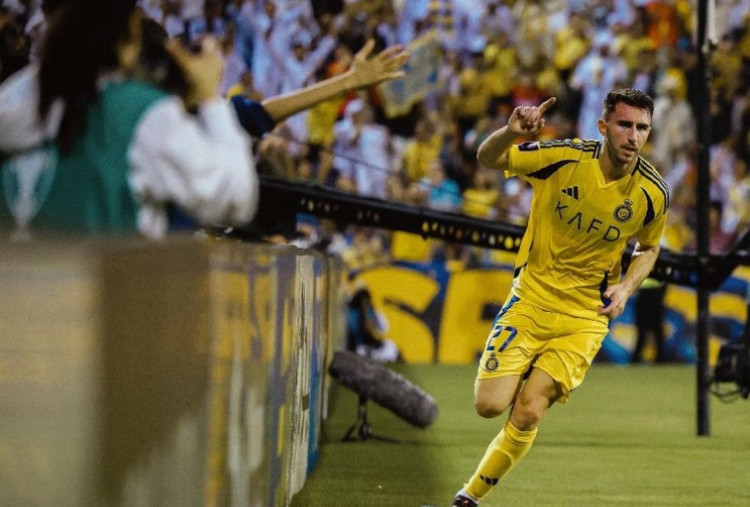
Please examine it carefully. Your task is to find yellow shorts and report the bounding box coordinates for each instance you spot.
[476,294,608,402]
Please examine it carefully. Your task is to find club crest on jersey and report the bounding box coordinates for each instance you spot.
[485,355,499,372]
[614,199,633,223]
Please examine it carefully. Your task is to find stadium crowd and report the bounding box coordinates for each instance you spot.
[1,0,748,269]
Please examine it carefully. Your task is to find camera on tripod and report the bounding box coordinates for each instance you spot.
[711,298,750,400]
[713,342,750,399]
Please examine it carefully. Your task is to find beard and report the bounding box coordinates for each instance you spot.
[605,133,639,169]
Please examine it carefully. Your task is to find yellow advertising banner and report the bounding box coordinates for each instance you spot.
[356,262,750,365]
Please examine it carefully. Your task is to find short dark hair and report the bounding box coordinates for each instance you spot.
[602,88,654,120]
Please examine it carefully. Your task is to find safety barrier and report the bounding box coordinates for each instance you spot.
[0,237,345,507]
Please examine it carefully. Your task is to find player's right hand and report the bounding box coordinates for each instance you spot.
[508,97,556,136]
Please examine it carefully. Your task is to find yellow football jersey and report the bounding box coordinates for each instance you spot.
[506,139,669,321]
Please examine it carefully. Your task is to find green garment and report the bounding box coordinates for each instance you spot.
[1,79,166,235]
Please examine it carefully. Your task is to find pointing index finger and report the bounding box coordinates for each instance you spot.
[538,97,557,114]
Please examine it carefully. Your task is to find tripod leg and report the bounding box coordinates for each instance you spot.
[342,395,402,443]
[343,395,369,441]
[358,394,372,439]
[343,424,358,441]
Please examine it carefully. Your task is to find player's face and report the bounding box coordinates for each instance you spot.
[598,102,651,167]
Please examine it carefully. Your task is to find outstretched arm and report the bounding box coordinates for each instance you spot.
[476,97,556,170]
[260,39,409,123]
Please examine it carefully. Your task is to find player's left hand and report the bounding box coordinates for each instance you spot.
[598,284,631,320]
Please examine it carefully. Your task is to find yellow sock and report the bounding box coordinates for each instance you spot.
[465,421,538,500]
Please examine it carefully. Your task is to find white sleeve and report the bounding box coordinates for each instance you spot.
[128,96,258,238]
[0,64,64,152]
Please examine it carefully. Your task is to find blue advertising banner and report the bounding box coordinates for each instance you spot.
[356,261,749,365]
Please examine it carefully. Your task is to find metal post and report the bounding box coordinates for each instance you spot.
[694,0,712,437]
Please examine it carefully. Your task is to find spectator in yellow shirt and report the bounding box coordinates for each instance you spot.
[402,117,442,183]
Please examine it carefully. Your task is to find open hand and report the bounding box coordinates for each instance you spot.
[348,39,410,90]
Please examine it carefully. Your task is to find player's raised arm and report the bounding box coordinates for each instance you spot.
[477,97,556,170]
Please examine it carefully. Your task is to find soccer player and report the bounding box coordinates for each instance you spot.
[452,88,668,506]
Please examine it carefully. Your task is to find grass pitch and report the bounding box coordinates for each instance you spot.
[290,364,750,507]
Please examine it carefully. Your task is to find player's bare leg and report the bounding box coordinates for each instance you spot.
[454,369,561,505]
[473,374,522,418]
[509,368,561,430]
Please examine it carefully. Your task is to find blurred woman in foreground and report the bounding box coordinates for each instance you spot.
[0,0,256,239]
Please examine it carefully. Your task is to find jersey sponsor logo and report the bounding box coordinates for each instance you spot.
[554,200,622,242]
[561,186,579,199]
[614,199,634,223]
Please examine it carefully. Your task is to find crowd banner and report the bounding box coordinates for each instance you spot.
[0,238,345,507]
[356,261,749,365]
[378,29,440,118]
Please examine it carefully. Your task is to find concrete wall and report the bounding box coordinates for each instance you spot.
[0,237,345,507]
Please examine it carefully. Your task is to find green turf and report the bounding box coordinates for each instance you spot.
[290,364,750,507]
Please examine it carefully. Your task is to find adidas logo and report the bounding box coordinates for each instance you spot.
[480,474,499,485]
[562,186,579,199]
